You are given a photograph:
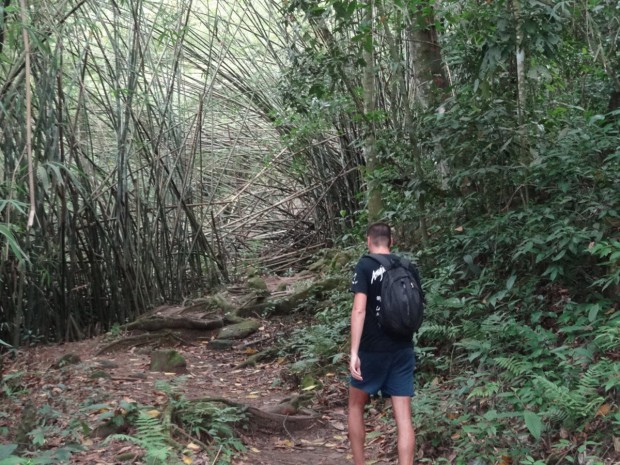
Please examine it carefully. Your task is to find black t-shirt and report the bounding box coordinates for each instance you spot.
[350,254,417,353]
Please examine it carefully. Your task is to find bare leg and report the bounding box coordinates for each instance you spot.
[348,386,369,465]
[391,396,415,465]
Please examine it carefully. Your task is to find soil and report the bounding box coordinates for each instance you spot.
[0,316,398,465]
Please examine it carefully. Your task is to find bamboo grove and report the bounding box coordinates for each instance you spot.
[0,0,361,344]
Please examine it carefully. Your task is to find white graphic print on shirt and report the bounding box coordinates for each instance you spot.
[371,266,386,284]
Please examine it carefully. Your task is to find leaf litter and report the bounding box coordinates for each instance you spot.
[0,316,395,465]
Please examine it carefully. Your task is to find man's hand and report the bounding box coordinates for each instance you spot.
[350,353,363,381]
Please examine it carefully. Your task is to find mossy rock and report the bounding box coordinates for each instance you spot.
[307,258,326,272]
[246,266,260,278]
[186,293,236,313]
[330,250,355,269]
[209,339,236,350]
[271,276,346,315]
[90,370,111,379]
[247,276,268,292]
[217,319,261,340]
[51,353,81,369]
[149,350,187,374]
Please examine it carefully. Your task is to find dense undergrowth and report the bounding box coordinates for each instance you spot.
[279,104,620,463]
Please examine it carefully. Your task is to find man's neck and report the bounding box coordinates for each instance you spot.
[368,246,390,254]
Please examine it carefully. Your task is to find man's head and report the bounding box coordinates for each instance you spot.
[367,222,392,251]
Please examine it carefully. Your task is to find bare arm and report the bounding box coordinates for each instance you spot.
[350,292,367,381]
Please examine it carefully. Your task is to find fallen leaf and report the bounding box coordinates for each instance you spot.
[186,442,201,451]
[330,420,346,431]
[596,403,611,417]
[182,456,193,464]
[274,439,294,449]
[244,348,258,355]
[146,410,160,418]
[250,447,261,453]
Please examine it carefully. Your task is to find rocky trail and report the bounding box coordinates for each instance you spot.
[1,270,398,465]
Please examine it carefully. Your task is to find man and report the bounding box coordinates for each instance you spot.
[348,222,421,465]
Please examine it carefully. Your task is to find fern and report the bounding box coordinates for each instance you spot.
[533,364,607,424]
[107,410,171,465]
[419,323,459,341]
[468,381,501,399]
[494,356,533,377]
[593,323,620,351]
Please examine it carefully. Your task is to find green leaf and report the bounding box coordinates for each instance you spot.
[0,224,28,263]
[0,445,18,461]
[0,458,23,465]
[506,274,516,291]
[523,410,543,440]
[587,304,600,323]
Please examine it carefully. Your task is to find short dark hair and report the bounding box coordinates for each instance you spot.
[367,222,391,247]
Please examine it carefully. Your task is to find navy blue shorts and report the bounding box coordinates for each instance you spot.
[350,347,415,397]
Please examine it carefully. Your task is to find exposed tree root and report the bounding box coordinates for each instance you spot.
[182,396,320,435]
[96,331,189,356]
[235,347,278,368]
[125,316,225,332]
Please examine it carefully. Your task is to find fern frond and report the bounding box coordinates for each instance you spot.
[494,356,532,377]
[468,381,501,399]
[419,323,459,340]
[107,410,171,465]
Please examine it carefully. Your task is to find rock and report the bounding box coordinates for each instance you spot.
[247,276,269,293]
[209,339,236,350]
[90,370,111,379]
[271,276,345,315]
[149,350,187,374]
[185,293,236,313]
[15,400,37,449]
[217,319,261,340]
[96,360,119,369]
[307,258,326,272]
[247,276,267,290]
[51,353,81,369]
[246,266,260,278]
[330,250,354,269]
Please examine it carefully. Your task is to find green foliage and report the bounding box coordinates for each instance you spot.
[152,379,246,464]
[174,399,246,464]
[280,288,351,378]
[0,443,79,465]
[108,410,171,465]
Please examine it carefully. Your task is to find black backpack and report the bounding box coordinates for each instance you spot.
[365,254,424,337]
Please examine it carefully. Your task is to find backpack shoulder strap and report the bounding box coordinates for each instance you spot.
[364,253,395,270]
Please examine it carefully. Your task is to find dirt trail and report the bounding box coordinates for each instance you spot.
[1,316,395,465]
